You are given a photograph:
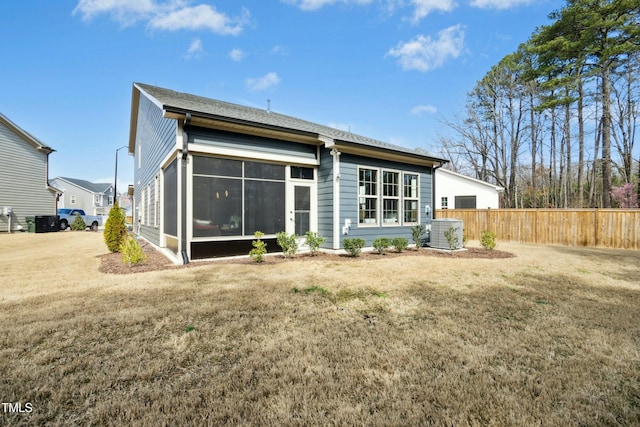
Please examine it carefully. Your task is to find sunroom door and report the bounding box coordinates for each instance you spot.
[286,181,316,237]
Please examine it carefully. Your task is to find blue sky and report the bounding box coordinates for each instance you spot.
[0,0,558,192]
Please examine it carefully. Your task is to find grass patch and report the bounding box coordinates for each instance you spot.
[1,233,639,426]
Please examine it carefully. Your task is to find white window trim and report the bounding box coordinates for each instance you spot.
[154,175,160,228]
[403,172,420,225]
[357,167,379,227]
[357,166,422,228]
[382,169,401,227]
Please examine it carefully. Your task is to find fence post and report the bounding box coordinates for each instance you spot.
[594,208,598,247]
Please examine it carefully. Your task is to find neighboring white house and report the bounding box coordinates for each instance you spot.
[50,177,114,216]
[0,112,59,232]
[435,168,503,209]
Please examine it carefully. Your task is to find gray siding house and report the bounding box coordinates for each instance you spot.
[50,177,114,216]
[129,83,448,263]
[0,113,58,232]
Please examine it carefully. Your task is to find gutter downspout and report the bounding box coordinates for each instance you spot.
[180,113,191,265]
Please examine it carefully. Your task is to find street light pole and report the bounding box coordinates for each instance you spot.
[114,145,127,205]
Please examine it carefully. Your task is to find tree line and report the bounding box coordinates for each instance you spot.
[438,0,639,208]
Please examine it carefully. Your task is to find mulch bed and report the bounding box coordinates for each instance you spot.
[99,241,515,275]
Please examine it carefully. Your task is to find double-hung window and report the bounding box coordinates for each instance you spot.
[358,168,378,225]
[404,173,419,224]
[359,167,421,227]
[382,171,400,224]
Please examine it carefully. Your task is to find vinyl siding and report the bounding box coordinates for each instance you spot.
[0,120,56,232]
[190,127,317,160]
[133,93,177,242]
[337,153,433,248]
[317,148,334,248]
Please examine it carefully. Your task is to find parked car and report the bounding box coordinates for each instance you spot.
[57,208,102,231]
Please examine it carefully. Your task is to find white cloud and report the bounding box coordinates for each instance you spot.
[229,48,245,62]
[149,5,249,35]
[411,104,437,115]
[73,0,156,25]
[185,38,204,59]
[73,1,249,35]
[246,72,281,91]
[470,0,534,9]
[282,0,372,11]
[387,24,465,72]
[409,0,455,23]
[270,45,289,55]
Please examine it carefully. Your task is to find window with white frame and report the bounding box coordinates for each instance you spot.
[154,175,160,228]
[358,168,378,225]
[94,194,101,205]
[441,197,448,209]
[382,171,400,224]
[140,188,146,225]
[359,167,421,227]
[146,184,152,226]
[404,173,419,223]
[108,196,114,206]
[70,195,76,204]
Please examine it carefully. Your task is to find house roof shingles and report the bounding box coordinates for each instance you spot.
[133,83,448,165]
[57,177,111,194]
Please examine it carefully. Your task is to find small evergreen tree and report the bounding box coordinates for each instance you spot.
[249,231,267,263]
[121,235,146,266]
[411,224,426,249]
[71,212,86,231]
[304,231,325,256]
[276,231,298,258]
[104,202,127,253]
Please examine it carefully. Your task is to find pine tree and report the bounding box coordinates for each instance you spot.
[104,202,127,253]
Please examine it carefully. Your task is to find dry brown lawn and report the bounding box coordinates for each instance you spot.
[1,232,639,426]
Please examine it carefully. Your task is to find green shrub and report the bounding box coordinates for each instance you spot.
[444,226,461,250]
[411,224,426,249]
[276,231,298,258]
[480,230,497,250]
[71,212,86,231]
[372,237,391,254]
[104,202,127,253]
[120,235,146,266]
[392,237,409,253]
[343,238,365,257]
[249,231,267,262]
[304,231,325,256]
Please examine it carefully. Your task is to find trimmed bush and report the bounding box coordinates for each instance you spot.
[104,202,127,253]
[249,231,267,263]
[411,224,426,249]
[343,238,365,257]
[444,226,461,250]
[392,237,409,253]
[304,231,325,256]
[276,231,298,258]
[121,235,146,266]
[480,231,497,250]
[373,237,391,254]
[71,212,86,231]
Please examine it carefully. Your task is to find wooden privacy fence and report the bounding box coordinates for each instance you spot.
[435,209,640,250]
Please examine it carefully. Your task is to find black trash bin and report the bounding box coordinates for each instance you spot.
[34,215,60,233]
